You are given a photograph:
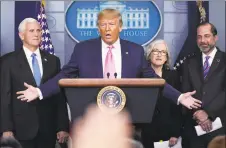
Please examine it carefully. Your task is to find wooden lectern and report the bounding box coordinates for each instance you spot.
[59,78,165,123]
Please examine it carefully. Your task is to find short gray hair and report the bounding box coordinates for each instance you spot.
[18,18,39,33]
[145,39,171,68]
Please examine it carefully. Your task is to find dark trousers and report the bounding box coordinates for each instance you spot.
[58,142,68,148]
[182,128,225,148]
[18,131,56,148]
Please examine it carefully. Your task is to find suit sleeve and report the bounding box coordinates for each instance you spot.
[205,55,226,121]
[55,93,70,132]
[0,57,14,132]
[181,60,195,115]
[170,106,182,138]
[204,89,225,121]
[55,58,70,133]
[39,44,80,99]
[181,60,192,93]
[168,71,182,138]
[140,47,181,104]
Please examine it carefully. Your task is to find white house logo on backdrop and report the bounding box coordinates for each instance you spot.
[65,1,162,46]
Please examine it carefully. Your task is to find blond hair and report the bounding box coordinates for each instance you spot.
[97,8,123,27]
[145,39,171,68]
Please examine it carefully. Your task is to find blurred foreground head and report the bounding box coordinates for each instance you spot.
[0,137,22,148]
[70,105,132,148]
[208,135,226,148]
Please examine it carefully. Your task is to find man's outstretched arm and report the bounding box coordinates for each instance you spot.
[140,49,202,109]
[17,44,81,102]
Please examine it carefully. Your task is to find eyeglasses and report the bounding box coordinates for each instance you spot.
[151,49,168,56]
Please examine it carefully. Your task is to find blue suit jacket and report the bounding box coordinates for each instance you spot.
[39,37,181,103]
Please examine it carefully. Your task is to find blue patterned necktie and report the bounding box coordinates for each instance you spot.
[31,53,41,86]
[203,56,210,79]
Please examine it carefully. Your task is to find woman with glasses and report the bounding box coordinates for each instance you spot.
[141,39,182,148]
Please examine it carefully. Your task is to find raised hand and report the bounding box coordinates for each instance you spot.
[16,82,39,102]
[179,91,202,109]
[71,105,132,148]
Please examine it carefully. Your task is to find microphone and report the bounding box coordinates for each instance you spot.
[114,72,117,78]
[107,72,110,78]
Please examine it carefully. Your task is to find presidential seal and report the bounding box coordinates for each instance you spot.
[97,86,126,114]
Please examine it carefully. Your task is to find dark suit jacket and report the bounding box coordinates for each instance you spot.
[39,37,181,103]
[0,49,69,140]
[142,67,182,142]
[182,49,225,137]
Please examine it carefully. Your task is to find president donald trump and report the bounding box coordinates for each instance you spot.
[17,9,201,110]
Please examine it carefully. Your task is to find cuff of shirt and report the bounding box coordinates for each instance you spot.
[177,94,184,105]
[36,88,43,100]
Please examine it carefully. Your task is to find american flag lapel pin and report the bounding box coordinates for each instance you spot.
[125,52,128,55]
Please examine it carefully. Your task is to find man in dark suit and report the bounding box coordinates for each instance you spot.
[182,22,225,148]
[0,18,69,148]
[16,9,201,110]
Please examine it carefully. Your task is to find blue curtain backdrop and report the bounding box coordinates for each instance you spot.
[14,1,38,50]
[174,1,209,72]
[14,1,211,60]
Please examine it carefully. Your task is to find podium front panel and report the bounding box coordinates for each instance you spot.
[64,86,160,123]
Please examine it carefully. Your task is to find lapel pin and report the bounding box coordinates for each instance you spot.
[217,59,220,63]
[125,52,128,55]
[44,58,47,62]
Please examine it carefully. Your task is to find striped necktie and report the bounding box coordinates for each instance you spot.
[203,56,210,79]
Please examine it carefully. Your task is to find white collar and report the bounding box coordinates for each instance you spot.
[23,46,41,58]
[202,47,217,59]
[101,38,120,50]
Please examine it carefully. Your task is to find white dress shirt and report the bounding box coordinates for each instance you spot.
[202,47,217,67]
[23,46,43,77]
[39,39,122,100]
[101,38,122,78]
